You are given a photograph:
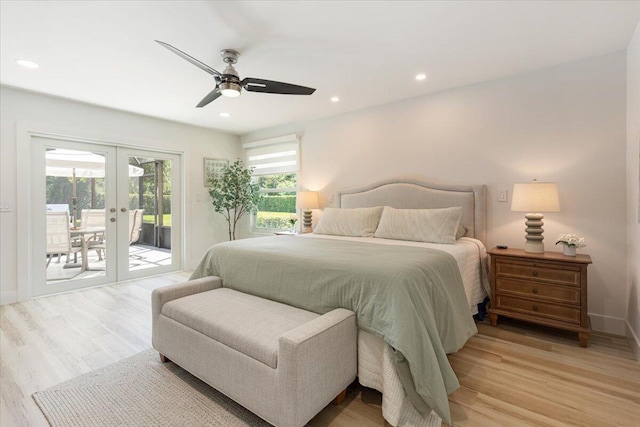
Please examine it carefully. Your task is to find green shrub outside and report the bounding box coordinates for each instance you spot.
[257,216,290,229]
[256,211,294,230]
[257,195,295,214]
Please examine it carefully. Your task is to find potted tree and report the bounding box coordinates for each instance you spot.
[208,159,261,240]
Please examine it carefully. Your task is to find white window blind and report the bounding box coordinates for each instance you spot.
[243,134,298,176]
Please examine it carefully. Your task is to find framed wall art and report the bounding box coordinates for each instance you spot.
[204,158,228,186]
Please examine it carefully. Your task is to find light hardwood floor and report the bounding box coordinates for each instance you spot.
[1,273,639,426]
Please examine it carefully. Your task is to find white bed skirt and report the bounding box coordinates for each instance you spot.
[357,330,442,427]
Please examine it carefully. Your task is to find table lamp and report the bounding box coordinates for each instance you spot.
[511,179,560,253]
[296,191,319,233]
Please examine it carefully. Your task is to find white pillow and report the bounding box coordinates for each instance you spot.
[373,206,463,244]
[313,207,384,237]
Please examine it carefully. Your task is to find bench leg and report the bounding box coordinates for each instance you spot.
[159,353,171,363]
[332,389,347,405]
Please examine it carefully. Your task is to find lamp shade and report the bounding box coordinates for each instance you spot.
[296,191,319,209]
[511,181,560,213]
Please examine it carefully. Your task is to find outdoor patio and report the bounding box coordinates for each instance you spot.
[46,243,171,284]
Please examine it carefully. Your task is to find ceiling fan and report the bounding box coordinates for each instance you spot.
[156,40,316,108]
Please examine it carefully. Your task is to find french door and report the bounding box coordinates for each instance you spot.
[116,147,182,281]
[31,137,182,297]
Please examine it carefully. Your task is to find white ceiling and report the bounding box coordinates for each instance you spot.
[2,1,640,135]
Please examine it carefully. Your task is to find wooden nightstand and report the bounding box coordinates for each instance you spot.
[488,247,592,347]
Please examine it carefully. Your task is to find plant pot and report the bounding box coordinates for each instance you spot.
[563,245,577,256]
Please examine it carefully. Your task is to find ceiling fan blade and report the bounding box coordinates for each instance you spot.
[196,88,222,108]
[155,40,222,78]
[242,77,316,95]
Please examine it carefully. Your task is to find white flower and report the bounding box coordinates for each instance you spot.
[555,233,586,248]
[290,213,298,221]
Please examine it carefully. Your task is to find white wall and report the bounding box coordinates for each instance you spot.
[0,86,241,305]
[626,22,640,359]
[243,52,629,335]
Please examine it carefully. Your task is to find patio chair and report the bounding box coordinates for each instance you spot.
[129,209,144,245]
[46,211,81,267]
[80,209,106,260]
[127,209,145,263]
[81,209,106,228]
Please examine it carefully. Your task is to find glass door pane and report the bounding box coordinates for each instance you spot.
[117,148,181,279]
[32,137,117,297]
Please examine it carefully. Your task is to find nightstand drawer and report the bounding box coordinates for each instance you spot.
[496,295,580,324]
[495,262,580,287]
[496,278,580,305]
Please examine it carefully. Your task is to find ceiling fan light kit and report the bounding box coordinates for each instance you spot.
[156,41,316,107]
[219,82,241,97]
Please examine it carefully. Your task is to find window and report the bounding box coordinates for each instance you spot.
[244,135,299,232]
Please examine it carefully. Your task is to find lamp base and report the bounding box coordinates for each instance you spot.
[301,209,313,234]
[525,241,545,253]
[523,212,545,253]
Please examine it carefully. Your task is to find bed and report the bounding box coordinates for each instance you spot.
[191,177,488,427]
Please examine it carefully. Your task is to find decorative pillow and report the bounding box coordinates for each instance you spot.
[313,207,384,237]
[374,206,463,244]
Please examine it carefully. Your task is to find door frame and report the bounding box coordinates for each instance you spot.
[16,122,185,301]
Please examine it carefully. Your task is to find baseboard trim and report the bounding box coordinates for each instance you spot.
[0,290,17,306]
[588,313,626,335]
[626,321,640,362]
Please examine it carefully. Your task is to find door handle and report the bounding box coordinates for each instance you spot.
[121,208,128,213]
[110,217,116,222]
[109,208,116,213]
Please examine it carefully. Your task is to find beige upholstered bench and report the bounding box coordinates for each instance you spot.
[152,276,357,427]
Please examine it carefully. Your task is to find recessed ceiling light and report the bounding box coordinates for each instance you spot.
[331,96,340,102]
[219,112,231,118]
[415,73,427,81]
[16,59,39,69]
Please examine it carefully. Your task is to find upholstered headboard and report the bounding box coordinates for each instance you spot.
[335,177,487,244]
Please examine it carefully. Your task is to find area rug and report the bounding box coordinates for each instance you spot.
[33,349,272,426]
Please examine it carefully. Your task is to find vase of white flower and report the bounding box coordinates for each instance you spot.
[555,233,586,257]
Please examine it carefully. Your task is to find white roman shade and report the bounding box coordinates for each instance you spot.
[243,134,299,176]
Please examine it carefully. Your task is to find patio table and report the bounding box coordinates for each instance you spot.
[69,227,105,272]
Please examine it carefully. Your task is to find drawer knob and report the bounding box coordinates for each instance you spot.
[532,288,538,294]
[532,305,538,311]
[532,271,538,277]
